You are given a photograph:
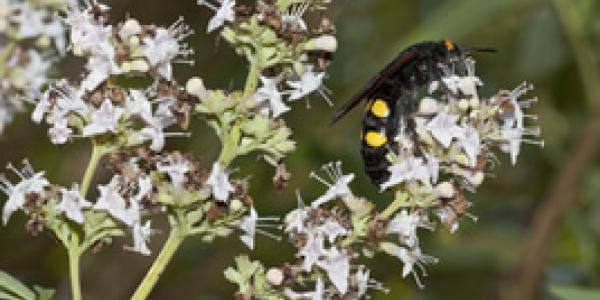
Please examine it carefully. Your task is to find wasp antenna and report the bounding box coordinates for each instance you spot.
[469,46,498,53]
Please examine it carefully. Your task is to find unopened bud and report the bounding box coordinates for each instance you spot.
[266,268,284,286]
[419,97,438,114]
[186,77,207,99]
[120,19,142,39]
[305,35,338,52]
[434,181,454,198]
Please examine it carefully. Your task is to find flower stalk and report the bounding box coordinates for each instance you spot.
[131,228,185,300]
[68,248,82,300]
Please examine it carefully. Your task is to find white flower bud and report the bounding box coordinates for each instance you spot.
[306,35,338,52]
[229,199,244,213]
[186,77,207,99]
[120,19,142,39]
[434,181,454,198]
[266,268,284,286]
[467,171,485,186]
[419,97,438,114]
[131,59,150,72]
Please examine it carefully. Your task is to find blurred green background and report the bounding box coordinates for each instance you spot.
[2,0,600,299]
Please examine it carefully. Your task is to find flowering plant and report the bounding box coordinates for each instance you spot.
[0,0,542,299]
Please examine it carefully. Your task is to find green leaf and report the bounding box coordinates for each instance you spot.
[0,289,21,300]
[0,271,35,300]
[549,284,600,300]
[33,286,55,300]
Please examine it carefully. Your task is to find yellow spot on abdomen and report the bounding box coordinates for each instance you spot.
[370,99,389,118]
[364,131,387,147]
[444,40,455,50]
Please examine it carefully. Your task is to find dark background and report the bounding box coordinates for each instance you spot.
[1,0,600,299]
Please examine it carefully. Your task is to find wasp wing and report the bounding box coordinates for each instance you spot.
[330,48,418,125]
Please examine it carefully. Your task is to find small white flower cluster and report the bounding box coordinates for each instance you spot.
[0,0,69,133]
[65,2,193,93]
[382,58,542,232]
[32,79,192,149]
[198,0,336,119]
[28,2,196,148]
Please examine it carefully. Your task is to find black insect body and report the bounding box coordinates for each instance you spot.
[332,40,478,185]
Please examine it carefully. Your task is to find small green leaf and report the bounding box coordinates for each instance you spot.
[33,286,55,300]
[0,271,35,300]
[549,284,600,300]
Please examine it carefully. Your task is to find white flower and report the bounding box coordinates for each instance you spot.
[119,19,142,40]
[238,207,280,250]
[287,67,330,105]
[426,111,464,148]
[284,192,308,233]
[299,231,326,271]
[284,277,324,300]
[0,163,49,224]
[255,76,290,117]
[94,176,139,226]
[310,162,354,207]
[81,52,120,93]
[57,185,92,223]
[387,210,432,248]
[441,74,482,96]
[457,125,481,167]
[82,100,124,136]
[32,90,52,123]
[156,153,191,191]
[384,244,438,289]
[126,90,153,123]
[381,156,431,191]
[317,220,348,244]
[142,27,180,80]
[199,0,236,33]
[49,118,73,145]
[206,162,234,202]
[316,247,350,295]
[281,1,309,32]
[126,220,154,256]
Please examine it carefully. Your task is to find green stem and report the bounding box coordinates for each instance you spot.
[79,143,110,197]
[68,249,82,300]
[243,57,261,97]
[217,125,241,167]
[379,191,409,219]
[131,230,185,300]
[0,43,17,79]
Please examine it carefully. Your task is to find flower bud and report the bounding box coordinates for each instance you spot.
[419,97,438,114]
[186,77,207,99]
[266,268,284,286]
[434,181,454,198]
[229,199,244,213]
[120,19,142,39]
[305,35,338,52]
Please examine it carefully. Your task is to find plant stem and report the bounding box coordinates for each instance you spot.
[217,125,241,167]
[243,57,261,97]
[131,229,185,300]
[68,249,82,300]
[379,191,409,219]
[0,43,16,78]
[79,142,109,197]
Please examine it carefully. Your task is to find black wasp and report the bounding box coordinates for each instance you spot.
[331,40,494,186]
